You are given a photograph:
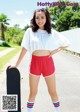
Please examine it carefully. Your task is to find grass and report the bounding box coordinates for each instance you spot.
[63,49,80,57]
[0,42,21,51]
[0,47,21,70]
[0,46,10,52]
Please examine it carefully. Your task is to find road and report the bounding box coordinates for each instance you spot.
[20,51,80,112]
[0,48,15,57]
[0,51,80,112]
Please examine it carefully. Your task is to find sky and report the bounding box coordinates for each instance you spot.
[0,0,80,28]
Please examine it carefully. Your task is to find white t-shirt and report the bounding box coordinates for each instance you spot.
[21,28,70,54]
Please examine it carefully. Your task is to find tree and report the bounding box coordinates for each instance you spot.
[48,3,66,28]
[5,26,23,45]
[23,24,30,31]
[71,11,80,28]
[14,24,20,28]
[48,0,80,31]
[56,10,74,31]
[0,13,10,40]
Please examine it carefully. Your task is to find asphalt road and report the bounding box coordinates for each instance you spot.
[0,51,80,112]
[19,51,80,112]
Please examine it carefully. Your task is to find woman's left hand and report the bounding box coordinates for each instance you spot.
[49,46,67,56]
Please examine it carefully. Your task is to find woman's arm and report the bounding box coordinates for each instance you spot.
[9,47,27,68]
[15,47,27,67]
[50,46,69,56]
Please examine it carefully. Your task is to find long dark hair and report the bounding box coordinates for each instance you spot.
[30,8,51,33]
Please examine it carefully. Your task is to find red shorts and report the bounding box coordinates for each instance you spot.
[30,55,55,77]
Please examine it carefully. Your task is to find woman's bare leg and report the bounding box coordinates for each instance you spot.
[45,74,60,112]
[27,74,40,112]
[28,74,40,102]
[45,74,58,101]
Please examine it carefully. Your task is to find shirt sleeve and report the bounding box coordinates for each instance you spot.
[21,28,30,51]
[54,30,71,47]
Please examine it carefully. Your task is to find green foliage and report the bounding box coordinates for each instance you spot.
[48,1,80,31]
[56,10,74,31]
[0,13,10,40]
[0,41,10,47]
[5,25,24,45]
[70,11,80,28]
[0,13,29,46]
[11,32,24,45]
[0,13,10,24]
[23,24,30,31]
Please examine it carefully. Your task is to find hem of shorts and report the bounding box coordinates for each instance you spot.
[44,72,55,78]
[29,72,40,77]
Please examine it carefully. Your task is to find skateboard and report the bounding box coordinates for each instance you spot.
[6,67,21,112]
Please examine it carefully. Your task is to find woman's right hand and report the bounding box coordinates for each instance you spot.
[8,65,17,69]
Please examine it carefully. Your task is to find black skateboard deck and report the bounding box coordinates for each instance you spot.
[6,67,21,112]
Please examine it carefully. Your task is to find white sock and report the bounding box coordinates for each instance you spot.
[27,101,34,112]
[53,101,60,112]
[27,107,33,112]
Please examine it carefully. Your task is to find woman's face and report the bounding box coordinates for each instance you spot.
[35,11,46,30]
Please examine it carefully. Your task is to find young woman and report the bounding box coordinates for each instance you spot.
[11,8,70,112]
